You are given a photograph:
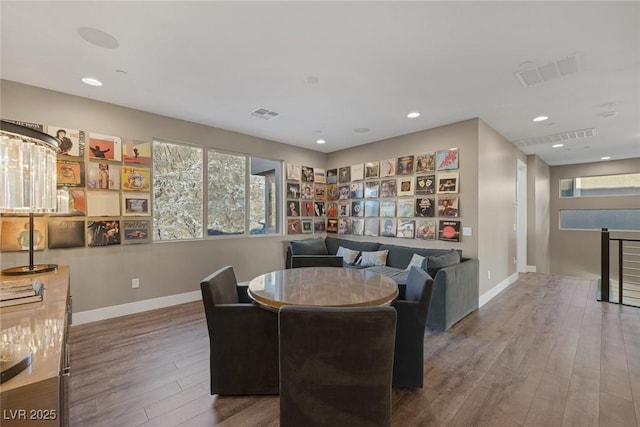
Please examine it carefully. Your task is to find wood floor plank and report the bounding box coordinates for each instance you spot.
[67,273,640,426]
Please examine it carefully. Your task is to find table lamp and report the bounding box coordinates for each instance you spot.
[1,120,60,275]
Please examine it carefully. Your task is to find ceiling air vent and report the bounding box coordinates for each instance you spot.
[515,54,582,87]
[250,108,279,120]
[513,128,595,147]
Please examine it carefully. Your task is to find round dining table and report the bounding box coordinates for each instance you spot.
[247,266,399,310]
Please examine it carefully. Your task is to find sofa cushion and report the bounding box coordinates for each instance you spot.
[365,266,409,285]
[357,250,389,267]
[426,249,461,276]
[290,238,328,255]
[325,236,380,255]
[379,244,462,269]
[336,246,360,264]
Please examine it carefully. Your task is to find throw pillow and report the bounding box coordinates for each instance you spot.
[336,246,360,264]
[357,250,389,267]
[405,253,426,271]
[427,249,461,271]
[290,238,328,255]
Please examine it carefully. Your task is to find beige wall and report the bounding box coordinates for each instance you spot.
[0,80,326,312]
[477,120,527,295]
[549,158,640,278]
[527,155,551,273]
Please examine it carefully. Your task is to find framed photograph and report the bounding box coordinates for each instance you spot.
[48,126,85,157]
[397,219,415,239]
[87,191,120,217]
[287,200,300,217]
[415,219,436,240]
[327,218,338,233]
[287,219,302,235]
[415,174,436,195]
[89,132,122,161]
[123,193,151,216]
[438,196,460,217]
[287,182,301,199]
[122,139,151,165]
[287,163,301,181]
[327,202,339,218]
[302,219,313,234]
[122,220,151,244]
[326,168,338,184]
[350,163,364,181]
[301,201,314,217]
[338,218,351,235]
[338,185,350,200]
[380,218,396,237]
[397,155,414,175]
[1,218,46,251]
[302,166,315,182]
[364,200,379,217]
[438,220,461,242]
[350,181,364,199]
[352,200,364,217]
[314,183,326,200]
[437,172,459,194]
[380,200,396,217]
[48,220,85,249]
[380,179,396,198]
[365,181,379,198]
[415,152,436,173]
[122,166,151,192]
[365,218,380,237]
[437,148,459,170]
[365,162,379,179]
[314,168,326,183]
[314,218,326,232]
[87,219,120,246]
[57,159,84,187]
[87,162,121,190]
[55,187,86,216]
[397,177,414,196]
[380,159,396,177]
[339,201,350,217]
[326,183,338,201]
[397,198,414,218]
[352,218,364,236]
[314,201,326,217]
[338,166,351,183]
[301,183,314,200]
[416,197,436,217]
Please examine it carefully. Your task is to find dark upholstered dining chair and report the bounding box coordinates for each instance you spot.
[392,266,434,388]
[200,265,279,395]
[278,306,397,427]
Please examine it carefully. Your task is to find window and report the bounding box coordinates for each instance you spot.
[560,173,640,198]
[559,209,640,231]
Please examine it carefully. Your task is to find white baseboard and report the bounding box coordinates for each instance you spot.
[72,291,201,325]
[526,265,537,273]
[479,272,519,308]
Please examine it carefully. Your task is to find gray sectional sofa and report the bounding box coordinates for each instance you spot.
[286,236,479,331]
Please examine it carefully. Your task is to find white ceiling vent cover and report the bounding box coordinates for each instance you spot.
[513,128,595,147]
[250,108,279,120]
[515,54,582,87]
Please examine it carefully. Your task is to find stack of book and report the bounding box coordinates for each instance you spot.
[0,278,44,308]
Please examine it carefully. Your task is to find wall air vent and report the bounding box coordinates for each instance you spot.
[250,108,279,120]
[515,54,582,87]
[513,128,595,147]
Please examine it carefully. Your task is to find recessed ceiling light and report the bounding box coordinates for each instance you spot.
[601,156,611,160]
[532,115,549,122]
[552,143,564,148]
[316,139,326,144]
[407,111,420,119]
[81,77,103,86]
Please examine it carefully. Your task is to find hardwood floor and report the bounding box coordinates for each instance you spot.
[69,273,640,426]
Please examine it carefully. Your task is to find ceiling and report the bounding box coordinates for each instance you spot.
[1,1,639,166]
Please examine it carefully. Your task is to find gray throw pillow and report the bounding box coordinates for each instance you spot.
[426,249,460,273]
[290,238,328,255]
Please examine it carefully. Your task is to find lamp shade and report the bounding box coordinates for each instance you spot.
[0,120,60,213]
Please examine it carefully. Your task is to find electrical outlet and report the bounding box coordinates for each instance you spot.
[132,278,140,289]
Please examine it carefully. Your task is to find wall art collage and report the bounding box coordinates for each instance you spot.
[0,119,152,252]
[286,148,462,242]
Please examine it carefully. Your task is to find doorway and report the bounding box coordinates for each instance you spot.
[516,159,527,273]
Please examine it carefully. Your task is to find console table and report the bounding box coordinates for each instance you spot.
[0,266,71,427]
